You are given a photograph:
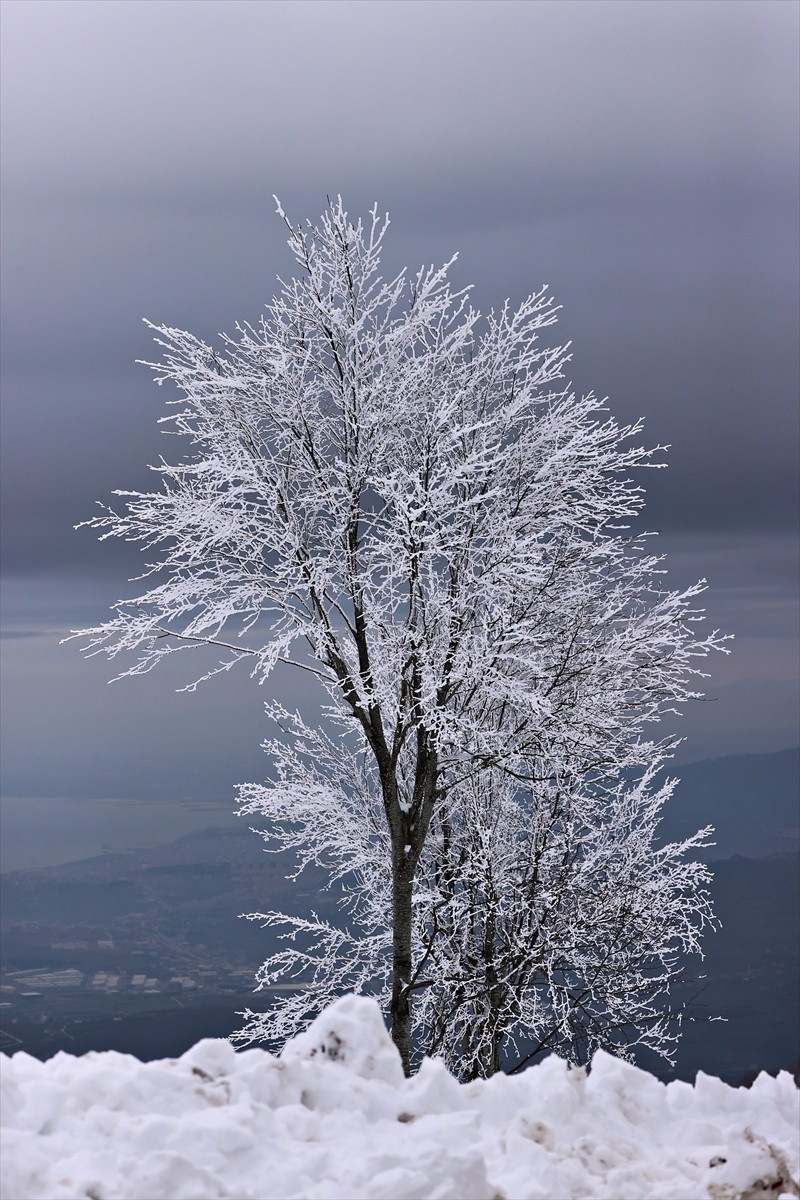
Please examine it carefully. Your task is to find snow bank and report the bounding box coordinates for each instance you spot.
[1,995,797,1200]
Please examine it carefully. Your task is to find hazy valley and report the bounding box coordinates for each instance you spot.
[1,749,797,1084]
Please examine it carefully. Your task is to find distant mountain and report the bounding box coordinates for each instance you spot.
[3,748,796,881]
[658,747,799,860]
[2,824,266,882]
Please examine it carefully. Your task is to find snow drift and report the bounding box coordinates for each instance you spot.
[1,995,797,1200]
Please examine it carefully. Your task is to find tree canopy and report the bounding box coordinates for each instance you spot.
[72,199,728,1074]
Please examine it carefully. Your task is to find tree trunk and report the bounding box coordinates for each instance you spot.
[390,854,415,1076]
[384,739,437,1076]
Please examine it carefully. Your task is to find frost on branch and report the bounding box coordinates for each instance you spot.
[234,720,717,1079]
[68,197,729,1075]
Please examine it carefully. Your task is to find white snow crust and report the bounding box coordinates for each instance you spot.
[1,995,798,1200]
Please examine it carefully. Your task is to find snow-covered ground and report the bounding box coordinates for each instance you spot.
[1,996,797,1200]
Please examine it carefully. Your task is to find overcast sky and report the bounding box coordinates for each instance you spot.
[1,0,798,864]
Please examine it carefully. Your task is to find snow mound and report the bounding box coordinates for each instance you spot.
[1,995,798,1200]
[282,992,406,1086]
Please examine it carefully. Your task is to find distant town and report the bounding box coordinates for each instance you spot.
[0,826,321,1058]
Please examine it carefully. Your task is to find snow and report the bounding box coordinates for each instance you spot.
[1,996,797,1200]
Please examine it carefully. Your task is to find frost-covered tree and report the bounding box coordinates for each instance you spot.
[71,198,726,1074]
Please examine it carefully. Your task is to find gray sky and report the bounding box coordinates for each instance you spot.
[1,0,798,852]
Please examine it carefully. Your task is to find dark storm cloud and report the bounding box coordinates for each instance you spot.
[4,1,794,191]
[2,0,796,573]
[1,0,797,808]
